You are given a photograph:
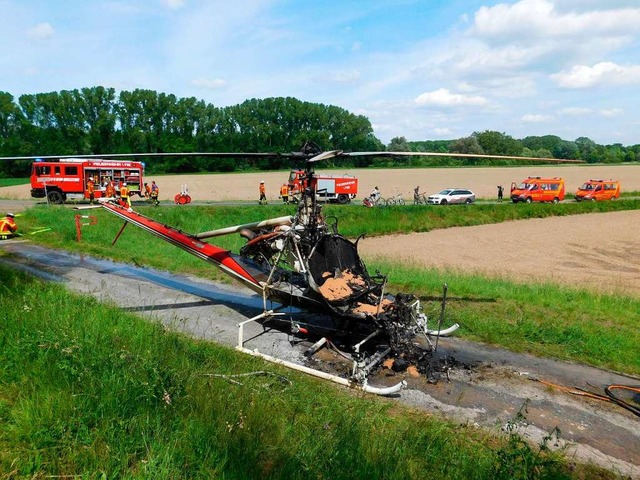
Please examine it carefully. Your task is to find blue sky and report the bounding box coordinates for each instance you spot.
[1,0,639,146]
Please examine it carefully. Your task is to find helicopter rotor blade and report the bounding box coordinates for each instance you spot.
[0,152,282,161]
[343,151,585,164]
[0,150,584,164]
[307,150,343,163]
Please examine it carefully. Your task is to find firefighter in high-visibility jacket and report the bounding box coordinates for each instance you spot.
[120,182,131,207]
[105,180,115,198]
[259,181,267,205]
[279,183,289,204]
[86,177,96,204]
[0,213,18,240]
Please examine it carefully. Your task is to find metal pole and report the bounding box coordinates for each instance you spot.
[434,283,448,353]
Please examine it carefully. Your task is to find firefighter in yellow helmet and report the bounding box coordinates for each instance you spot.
[0,213,18,240]
[120,182,131,207]
[259,180,267,205]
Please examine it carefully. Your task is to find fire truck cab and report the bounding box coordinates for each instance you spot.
[30,158,144,204]
[510,176,565,204]
[288,170,358,204]
[575,179,620,202]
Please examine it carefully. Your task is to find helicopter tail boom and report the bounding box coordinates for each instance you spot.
[100,201,263,292]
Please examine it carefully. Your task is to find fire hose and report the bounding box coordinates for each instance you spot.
[530,378,640,418]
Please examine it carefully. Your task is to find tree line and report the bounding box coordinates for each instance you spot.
[387,132,639,167]
[0,86,637,177]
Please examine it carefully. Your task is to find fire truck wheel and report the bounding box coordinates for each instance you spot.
[337,194,349,204]
[47,190,64,204]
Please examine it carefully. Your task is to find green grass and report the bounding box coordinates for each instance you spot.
[1,265,601,479]
[0,177,29,187]
[619,190,639,198]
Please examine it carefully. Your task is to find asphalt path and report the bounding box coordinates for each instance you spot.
[1,241,638,477]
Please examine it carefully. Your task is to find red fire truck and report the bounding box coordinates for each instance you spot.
[288,170,358,204]
[30,158,144,204]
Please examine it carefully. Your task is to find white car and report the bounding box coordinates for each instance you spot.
[427,188,476,205]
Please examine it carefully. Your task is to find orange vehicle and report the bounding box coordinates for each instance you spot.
[510,176,565,204]
[575,179,620,202]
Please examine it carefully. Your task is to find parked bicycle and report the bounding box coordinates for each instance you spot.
[413,186,428,205]
[413,193,427,205]
[385,193,406,206]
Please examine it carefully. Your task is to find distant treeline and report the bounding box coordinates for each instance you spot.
[0,86,638,177]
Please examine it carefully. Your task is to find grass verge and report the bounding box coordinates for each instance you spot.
[1,265,605,479]
[0,177,29,188]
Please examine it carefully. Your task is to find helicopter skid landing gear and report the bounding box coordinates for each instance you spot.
[236,311,405,396]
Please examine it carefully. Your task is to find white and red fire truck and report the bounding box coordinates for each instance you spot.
[30,158,144,204]
[288,170,358,204]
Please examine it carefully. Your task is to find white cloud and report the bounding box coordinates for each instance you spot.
[415,88,487,107]
[521,114,552,122]
[551,62,640,88]
[191,78,226,89]
[600,108,623,117]
[27,23,54,39]
[558,107,592,115]
[161,0,186,10]
[471,0,640,40]
[433,127,453,136]
[455,0,640,81]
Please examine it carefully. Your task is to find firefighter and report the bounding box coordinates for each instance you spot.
[120,182,131,207]
[144,182,151,201]
[259,180,267,205]
[105,179,115,198]
[86,177,96,204]
[279,183,289,204]
[150,181,160,206]
[0,213,18,240]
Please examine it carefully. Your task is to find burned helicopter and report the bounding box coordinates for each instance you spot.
[2,144,584,394]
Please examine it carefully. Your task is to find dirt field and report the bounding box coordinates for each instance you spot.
[358,210,640,297]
